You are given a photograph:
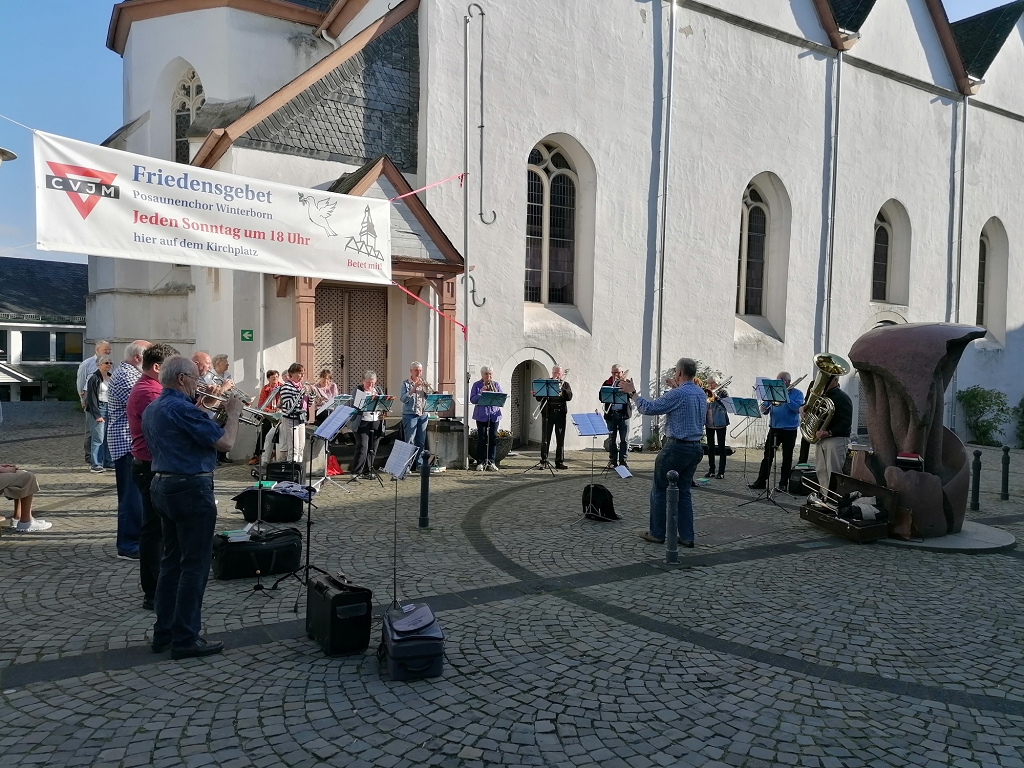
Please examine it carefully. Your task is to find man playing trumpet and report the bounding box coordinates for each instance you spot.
[400,361,432,468]
[602,364,632,470]
[536,365,572,470]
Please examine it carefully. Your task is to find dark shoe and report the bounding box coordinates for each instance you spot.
[640,531,665,544]
[679,540,695,549]
[619,461,629,470]
[151,639,171,653]
[704,469,715,478]
[171,637,224,660]
[605,462,617,470]
[142,597,155,611]
[715,473,725,479]
[691,481,699,488]
[247,456,260,466]
[117,550,140,561]
[747,482,766,490]
[774,485,788,494]
[555,463,568,470]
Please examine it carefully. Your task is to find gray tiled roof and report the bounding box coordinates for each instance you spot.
[950,1,1024,78]
[826,0,877,32]
[0,257,88,318]
[238,10,419,172]
[186,97,256,139]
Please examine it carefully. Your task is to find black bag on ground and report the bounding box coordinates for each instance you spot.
[266,461,302,482]
[789,466,815,496]
[232,488,304,523]
[306,572,373,656]
[582,484,619,521]
[211,528,302,580]
[377,604,445,681]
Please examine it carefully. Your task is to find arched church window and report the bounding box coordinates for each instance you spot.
[524,142,577,305]
[976,235,988,327]
[172,68,205,164]
[736,186,768,316]
[872,211,891,302]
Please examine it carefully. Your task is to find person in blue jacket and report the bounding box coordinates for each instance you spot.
[748,371,804,492]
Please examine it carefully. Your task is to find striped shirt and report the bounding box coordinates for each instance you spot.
[634,381,706,442]
[278,379,305,423]
[107,362,143,460]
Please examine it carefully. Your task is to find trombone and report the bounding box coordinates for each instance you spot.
[197,390,277,427]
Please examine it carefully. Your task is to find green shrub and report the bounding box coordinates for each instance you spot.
[41,366,80,402]
[955,385,1011,447]
[1014,396,1024,449]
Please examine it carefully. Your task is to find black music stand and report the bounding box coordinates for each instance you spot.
[524,379,560,477]
[362,395,395,488]
[382,440,421,609]
[474,391,507,472]
[740,382,790,512]
[242,469,272,599]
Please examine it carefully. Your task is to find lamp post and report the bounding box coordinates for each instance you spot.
[0,148,16,169]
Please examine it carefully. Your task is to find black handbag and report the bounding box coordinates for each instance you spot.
[582,484,619,521]
[211,528,302,580]
[266,461,302,482]
[232,487,304,523]
[306,572,373,656]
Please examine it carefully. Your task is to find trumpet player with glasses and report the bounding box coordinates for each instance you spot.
[703,377,730,479]
[400,362,432,469]
[748,371,803,493]
[602,364,632,470]
[470,367,503,471]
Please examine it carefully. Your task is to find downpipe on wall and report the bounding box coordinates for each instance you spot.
[822,50,842,354]
[949,96,969,433]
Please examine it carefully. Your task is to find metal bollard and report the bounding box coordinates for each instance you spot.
[970,449,982,511]
[419,452,430,528]
[1001,446,1010,501]
[666,470,679,564]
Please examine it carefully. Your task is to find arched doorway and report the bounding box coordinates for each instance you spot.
[509,359,548,448]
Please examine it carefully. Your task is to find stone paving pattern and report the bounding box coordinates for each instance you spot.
[1,402,1023,767]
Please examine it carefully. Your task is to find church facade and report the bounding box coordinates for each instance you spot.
[93,0,1024,447]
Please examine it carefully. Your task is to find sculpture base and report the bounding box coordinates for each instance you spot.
[878,521,1016,554]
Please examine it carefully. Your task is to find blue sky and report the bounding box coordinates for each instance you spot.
[0,0,1013,264]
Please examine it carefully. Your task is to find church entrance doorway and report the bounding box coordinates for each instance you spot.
[509,359,546,448]
[314,285,388,393]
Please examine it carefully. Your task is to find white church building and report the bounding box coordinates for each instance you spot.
[92,0,1024,448]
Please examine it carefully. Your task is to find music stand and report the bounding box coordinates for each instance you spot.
[571,412,610,522]
[356,394,395,488]
[756,378,789,405]
[315,397,354,493]
[739,385,789,512]
[474,391,507,472]
[524,379,561,477]
[383,440,421,609]
[599,387,629,474]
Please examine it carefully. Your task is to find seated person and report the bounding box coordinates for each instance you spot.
[1,464,50,532]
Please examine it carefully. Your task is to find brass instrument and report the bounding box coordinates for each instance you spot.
[202,377,253,406]
[798,352,851,443]
[788,374,807,391]
[705,375,733,403]
[197,390,273,427]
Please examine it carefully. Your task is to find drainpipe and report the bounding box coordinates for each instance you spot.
[462,11,472,469]
[950,95,969,432]
[822,50,843,354]
[654,0,678,399]
[258,273,266,383]
[320,29,342,50]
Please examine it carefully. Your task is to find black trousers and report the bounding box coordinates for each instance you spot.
[705,427,727,473]
[798,436,811,465]
[541,411,566,464]
[131,459,161,601]
[350,421,382,475]
[757,428,798,485]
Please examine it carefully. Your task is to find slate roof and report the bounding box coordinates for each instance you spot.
[236,9,419,172]
[186,97,256,139]
[826,0,877,32]
[0,258,88,319]
[950,1,1024,78]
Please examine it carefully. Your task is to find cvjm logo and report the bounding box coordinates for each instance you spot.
[44,162,120,220]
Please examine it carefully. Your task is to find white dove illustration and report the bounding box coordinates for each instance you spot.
[298,192,338,236]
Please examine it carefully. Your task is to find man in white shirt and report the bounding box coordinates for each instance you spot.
[77,340,111,461]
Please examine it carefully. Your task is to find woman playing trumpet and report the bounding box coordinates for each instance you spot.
[470,367,503,471]
[703,377,730,478]
[400,361,433,467]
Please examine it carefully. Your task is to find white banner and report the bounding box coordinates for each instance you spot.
[33,131,391,285]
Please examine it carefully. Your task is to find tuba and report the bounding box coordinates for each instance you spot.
[799,353,851,443]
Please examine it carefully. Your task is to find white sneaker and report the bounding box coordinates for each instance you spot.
[485,463,497,471]
[15,519,53,532]
[475,464,485,471]
[9,517,18,528]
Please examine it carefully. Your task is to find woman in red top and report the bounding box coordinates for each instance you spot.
[249,370,281,465]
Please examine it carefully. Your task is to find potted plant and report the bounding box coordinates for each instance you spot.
[468,429,513,465]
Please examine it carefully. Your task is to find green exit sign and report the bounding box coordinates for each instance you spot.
[240,329,254,342]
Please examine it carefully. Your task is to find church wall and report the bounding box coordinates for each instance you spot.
[970,23,1024,117]
[692,0,831,46]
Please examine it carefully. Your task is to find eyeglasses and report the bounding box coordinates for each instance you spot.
[179,373,198,381]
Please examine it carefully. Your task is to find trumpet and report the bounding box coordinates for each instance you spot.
[200,378,252,406]
[196,390,274,427]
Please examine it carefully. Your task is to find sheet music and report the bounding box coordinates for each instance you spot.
[571,412,606,436]
[384,440,421,479]
[615,465,632,479]
[314,405,357,440]
[352,388,368,410]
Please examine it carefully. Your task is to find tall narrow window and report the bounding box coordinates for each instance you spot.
[976,236,988,327]
[872,212,891,302]
[524,142,577,305]
[736,186,768,316]
[172,68,205,164]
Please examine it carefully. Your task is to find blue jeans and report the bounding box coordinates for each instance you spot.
[150,474,217,648]
[114,452,143,554]
[402,414,429,464]
[649,441,702,543]
[605,412,629,464]
[89,405,111,468]
[476,420,498,465]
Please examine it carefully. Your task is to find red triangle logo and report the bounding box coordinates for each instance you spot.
[46,162,118,220]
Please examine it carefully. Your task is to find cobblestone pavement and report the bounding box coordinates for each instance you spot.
[1,403,1023,767]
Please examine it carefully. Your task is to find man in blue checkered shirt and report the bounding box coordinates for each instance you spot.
[621,357,705,547]
[108,340,152,559]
